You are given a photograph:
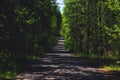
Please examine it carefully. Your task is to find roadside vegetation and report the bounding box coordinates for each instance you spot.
[0,0,61,79]
[61,0,120,73]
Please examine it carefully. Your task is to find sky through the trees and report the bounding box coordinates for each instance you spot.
[56,0,64,13]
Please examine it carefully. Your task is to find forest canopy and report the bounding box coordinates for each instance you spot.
[61,0,120,57]
[0,0,62,77]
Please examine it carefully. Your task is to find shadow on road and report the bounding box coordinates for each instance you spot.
[15,37,118,80]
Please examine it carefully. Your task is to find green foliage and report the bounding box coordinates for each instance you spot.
[75,52,120,70]
[5,71,16,79]
[0,0,62,79]
[27,54,42,60]
[104,60,120,71]
[75,53,97,58]
[106,0,120,11]
[0,51,16,79]
[0,51,16,71]
[0,71,16,79]
[62,0,120,71]
[62,0,120,56]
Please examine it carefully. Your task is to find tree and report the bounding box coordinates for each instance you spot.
[0,0,62,76]
[62,0,120,56]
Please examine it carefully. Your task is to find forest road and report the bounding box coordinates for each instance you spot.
[15,37,119,80]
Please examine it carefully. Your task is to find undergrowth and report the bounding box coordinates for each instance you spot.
[0,51,44,80]
[75,52,120,71]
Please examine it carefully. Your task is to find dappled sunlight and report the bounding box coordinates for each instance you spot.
[53,37,67,52]
[15,73,43,80]
[15,37,116,80]
[53,68,91,76]
[57,41,64,45]
[39,65,59,68]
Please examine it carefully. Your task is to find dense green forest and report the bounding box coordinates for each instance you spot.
[0,0,120,79]
[0,0,61,78]
[61,0,120,57]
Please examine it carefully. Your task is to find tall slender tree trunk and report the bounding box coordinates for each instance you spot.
[99,0,104,56]
[86,0,90,54]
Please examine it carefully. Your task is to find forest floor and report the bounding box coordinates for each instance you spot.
[15,37,120,80]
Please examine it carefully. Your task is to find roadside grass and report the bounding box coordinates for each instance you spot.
[26,54,42,61]
[75,53,120,71]
[0,53,45,80]
[0,51,16,80]
[16,53,45,72]
[0,71,16,80]
[103,61,120,71]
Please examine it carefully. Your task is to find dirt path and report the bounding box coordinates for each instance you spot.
[15,37,119,80]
